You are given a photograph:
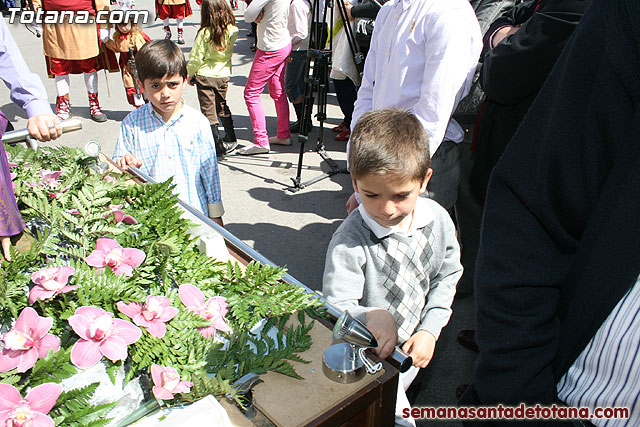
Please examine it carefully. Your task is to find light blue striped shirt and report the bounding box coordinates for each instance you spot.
[556,278,639,426]
[113,102,224,218]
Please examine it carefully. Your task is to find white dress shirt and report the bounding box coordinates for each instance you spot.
[288,0,312,51]
[245,0,292,52]
[351,0,482,157]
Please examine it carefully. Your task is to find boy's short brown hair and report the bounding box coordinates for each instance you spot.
[135,39,188,82]
[349,108,431,182]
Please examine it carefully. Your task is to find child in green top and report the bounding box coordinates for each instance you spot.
[187,0,239,157]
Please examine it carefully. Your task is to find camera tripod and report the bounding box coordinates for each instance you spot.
[287,0,364,192]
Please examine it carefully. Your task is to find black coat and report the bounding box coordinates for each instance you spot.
[461,0,640,417]
[469,0,591,205]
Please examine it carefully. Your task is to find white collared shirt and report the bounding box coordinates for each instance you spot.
[351,0,482,157]
[288,0,311,51]
[113,102,223,217]
[245,0,292,52]
[358,196,435,239]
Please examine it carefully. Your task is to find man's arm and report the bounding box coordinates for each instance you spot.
[0,18,61,142]
[0,20,51,118]
[481,0,591,103]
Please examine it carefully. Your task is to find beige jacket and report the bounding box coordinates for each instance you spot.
[33,0,110,60]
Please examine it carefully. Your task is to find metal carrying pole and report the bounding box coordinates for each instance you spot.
[127,165,412,373]
[2,118,83,150]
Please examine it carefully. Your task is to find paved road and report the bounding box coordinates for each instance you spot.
[4,2,477,424]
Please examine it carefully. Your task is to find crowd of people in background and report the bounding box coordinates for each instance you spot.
[2,0,638,425]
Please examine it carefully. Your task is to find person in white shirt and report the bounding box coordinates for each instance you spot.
[285,0,313,134]
[348,0,482,212]
[240,0,293,155]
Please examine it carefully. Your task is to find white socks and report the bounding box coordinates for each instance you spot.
[54,75,70,97]
[84,71,98,94]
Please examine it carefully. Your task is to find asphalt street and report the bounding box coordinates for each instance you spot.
[3,2,477,424]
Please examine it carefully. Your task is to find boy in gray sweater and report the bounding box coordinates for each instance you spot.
[322,108,462,426]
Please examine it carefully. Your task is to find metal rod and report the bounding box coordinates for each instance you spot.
[1,118,83,145]
[126,165,412,372]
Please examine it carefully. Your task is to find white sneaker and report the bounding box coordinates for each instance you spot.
[269,136,291,146]
[238,144,270,155]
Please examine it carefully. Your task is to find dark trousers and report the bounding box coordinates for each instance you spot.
[333,77,358,128]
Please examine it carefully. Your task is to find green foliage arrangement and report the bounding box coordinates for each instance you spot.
[0,145,325,426]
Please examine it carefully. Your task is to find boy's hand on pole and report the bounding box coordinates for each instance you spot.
[365,309,398,360]
[117,153,142,170]
[402,330,436,368]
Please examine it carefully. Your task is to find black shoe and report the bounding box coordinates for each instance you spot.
[456,329,478,352]
[290,120,300,133]
[456,384,468,400]
[250,43,257,52]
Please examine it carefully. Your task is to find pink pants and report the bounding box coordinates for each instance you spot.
[244,43,292,147]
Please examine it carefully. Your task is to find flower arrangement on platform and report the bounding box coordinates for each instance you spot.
[0,145,324,426]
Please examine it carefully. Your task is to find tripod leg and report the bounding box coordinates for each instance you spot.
[292,90,316,190]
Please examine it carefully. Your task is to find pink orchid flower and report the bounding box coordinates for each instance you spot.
[106,204,138,225]
[0,308,60,373]
[48,185,70,199]
[178,284,231,338]
[6,152,18,167]
[39,169,63,188]
[85,237,145,276]
[150,364,192,400]
[65,208,80,215]
[68,306,142,369]
[0,382,61,427]
[10,172,16,191]
[29,266,78,304]
[117,296,178,338]
[104,175,117,183]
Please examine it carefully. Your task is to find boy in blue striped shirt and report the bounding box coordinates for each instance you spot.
[113,39,224,225]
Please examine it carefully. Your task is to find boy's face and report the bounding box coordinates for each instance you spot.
[353,171,432,228]
[139,74,186,121]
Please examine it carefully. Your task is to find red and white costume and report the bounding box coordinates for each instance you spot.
[33,0,118,122]
[156,0,192,44]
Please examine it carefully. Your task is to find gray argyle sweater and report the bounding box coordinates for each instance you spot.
[322,198,462,343]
